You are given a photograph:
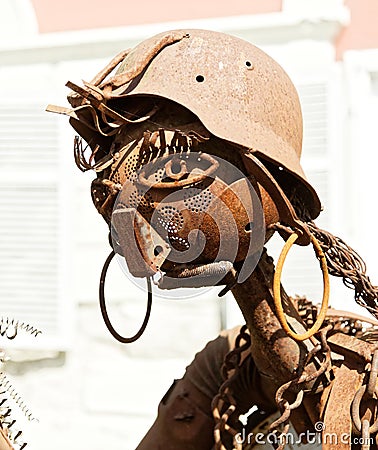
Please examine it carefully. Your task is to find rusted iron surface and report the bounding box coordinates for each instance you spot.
[0,429,14,450]
[327,333,378,365]
[106,127,269,286]
[242,153,311,246]
[231,250,319,388]
[106,30,320,219]
[112,207,170,277]
[48,28,378,450]
[136,327,259,450]
[136,378,215,450]
[135,295,378,449]
[48,29,322,235]
[322,364,363,450]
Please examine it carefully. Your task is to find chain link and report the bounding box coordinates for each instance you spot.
[212,308,378,449]
[351,349,378,445]
[367,350,378,397]
[362,419,371,450]
[267,385,304,450]
[267,324,332,449]
[212,325,251,450]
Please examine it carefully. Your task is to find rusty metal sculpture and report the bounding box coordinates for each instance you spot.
[48,29,378,449]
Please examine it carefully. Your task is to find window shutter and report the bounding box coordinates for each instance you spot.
[266,80,334,302]
[298,81,332,228]
[0,103,68,348]
[300,83,328,159]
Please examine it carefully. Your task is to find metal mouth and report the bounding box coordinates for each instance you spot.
[158,260,235,289]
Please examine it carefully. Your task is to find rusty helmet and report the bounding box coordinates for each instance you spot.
[102,29,321,221]
[48,29,321,245]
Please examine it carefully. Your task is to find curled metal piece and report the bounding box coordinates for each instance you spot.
[0,373,32,449]
[74,136,101,172]
[158,261,235,290]
[89,49,131,86]
[99,31,190,92]
[99,250,152,343]
[0,317,41,340]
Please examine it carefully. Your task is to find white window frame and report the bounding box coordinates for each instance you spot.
[0,64,74,350]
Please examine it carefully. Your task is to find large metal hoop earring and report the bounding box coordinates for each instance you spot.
[99,251,152,343]
[273,232,330,342]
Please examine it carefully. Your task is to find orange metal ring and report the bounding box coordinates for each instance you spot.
[273,232,330,341]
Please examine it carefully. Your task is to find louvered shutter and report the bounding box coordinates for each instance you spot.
[299,82,330,226]
[0,103,68,348]
[266,80,338,302]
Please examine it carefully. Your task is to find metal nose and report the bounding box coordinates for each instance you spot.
[112,207,171,278]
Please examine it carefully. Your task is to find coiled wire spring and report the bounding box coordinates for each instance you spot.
[0,317,41,448]
[0,317,42,340]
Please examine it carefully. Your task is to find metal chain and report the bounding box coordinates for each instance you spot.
[268,324,332,449]
[211,314,338,449]
[267,384,304,450]
[212,300,378,449]
[212,325,251,450]
[351,348,378,449]
[307,222,378,319]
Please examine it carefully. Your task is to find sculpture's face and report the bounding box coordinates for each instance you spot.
[51,28,324,291]
[108,127,274,290]
[55,28,322,291]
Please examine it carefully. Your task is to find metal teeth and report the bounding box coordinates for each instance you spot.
[74,136,110,173]
[74,136,93,172]
[159,129,166,149]
[112,128,199,186]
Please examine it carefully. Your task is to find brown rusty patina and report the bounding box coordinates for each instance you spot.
[47,30,321,243]
[231,250,313,387]
[0,429,14,450]
[110,131,265,282]
[48,29,378,450]
[109,30,319,216]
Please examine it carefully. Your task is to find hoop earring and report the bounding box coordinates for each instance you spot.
[273,232,330,342]
[99,251,152,343]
